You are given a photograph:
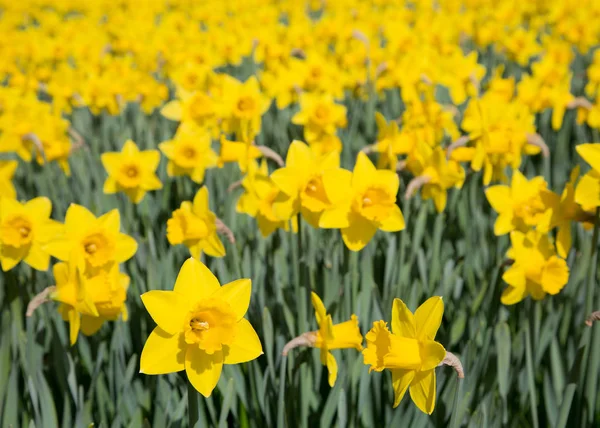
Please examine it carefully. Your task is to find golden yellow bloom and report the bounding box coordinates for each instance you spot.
[501,230,569,305]
[101,139,162,204]
[271,140,340,227]
[161,87,217,132]
[485,170,555,235]
[292,92,347,143]
[406,143,465,213]
[538,166,592,257]
[45,204,137,274]
[236,161,297,237]
[159,123,218,183]
[219,130,263,173]
[0,196,61,271]
[222,76,271,137]
[51,261,130,345]
[363,297,446,414]
[0,160,18,199]
[310,292,363,386]
[319,152,405,251]
[167,186,225,259]
[140,258,262,397]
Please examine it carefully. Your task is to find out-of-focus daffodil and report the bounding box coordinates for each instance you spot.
[159,123,218,184]
[271,140,340,227]
[101,139,162,204]
[167,186,225,259]
[0,196,61,271]
[0,160,18,199]
[501,230,569,305]
[485,170,555,235]
[319,152,405,251]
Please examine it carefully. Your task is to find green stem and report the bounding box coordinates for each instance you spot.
[524,322,539,428]
[188,380,200,428]
[449,377,463,428]
[584,207,600,317]
[277,356,287,428]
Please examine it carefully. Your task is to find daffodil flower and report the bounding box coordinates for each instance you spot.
[319,152,405,251]
[45,204,137,274]
[236,160,297,237]
[485,170,556,235]
[159,123,218,183]
[538,166,594,257]
[501,230,569,304]
[363,297,446,414]
[101,139,162,204]
[0,196,62,271]
[167,186,226,258]
[292,92,347,143]
[270,140,340,227]
[282,292,362,387]
[51,261,130,345]
[140,258,263,397]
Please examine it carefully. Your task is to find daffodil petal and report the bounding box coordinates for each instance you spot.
[213,278,251,320]
[409,369,437,415]
[185,347,223,398]
[391,369,415,408]
[391,298,416,338]
[140,290,190,334]
[414,296,444,341]
[140,327,186,374]
[223,318,263,364]
[173,257,221,303]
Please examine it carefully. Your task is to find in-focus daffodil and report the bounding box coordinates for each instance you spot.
[363,297,446,414]
[167,186,225,259]
[0,196,61,271]
[319,152,405,251]
[140,258,263,397]
[101,139,162,204]
[282,292,362,387]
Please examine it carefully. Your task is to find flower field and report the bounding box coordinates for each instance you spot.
[2,0,600,426]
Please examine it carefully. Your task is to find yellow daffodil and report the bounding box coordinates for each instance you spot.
[0,196,61,271]
[45,204,137,274]
[319,152,405,251]
[140,258,263,397]
[159,123,218,183]
[292,92,347,144]
[282,291,363,387]
[51,261,130,345]
[575,143,600,209]
[271,140,340,227]
[0,160,18,199]
[485,170,556,235]
[538,166,593,257]
[222,76,271,138]
[311,292,363,386]
[406,143,465,213]
[161,87,217,133]
[501,230,569,305]
[167,186,225,259]
[101,139,162,204]
[219,131,263,173]
[236,160,297,237]
[363,297,446,414]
